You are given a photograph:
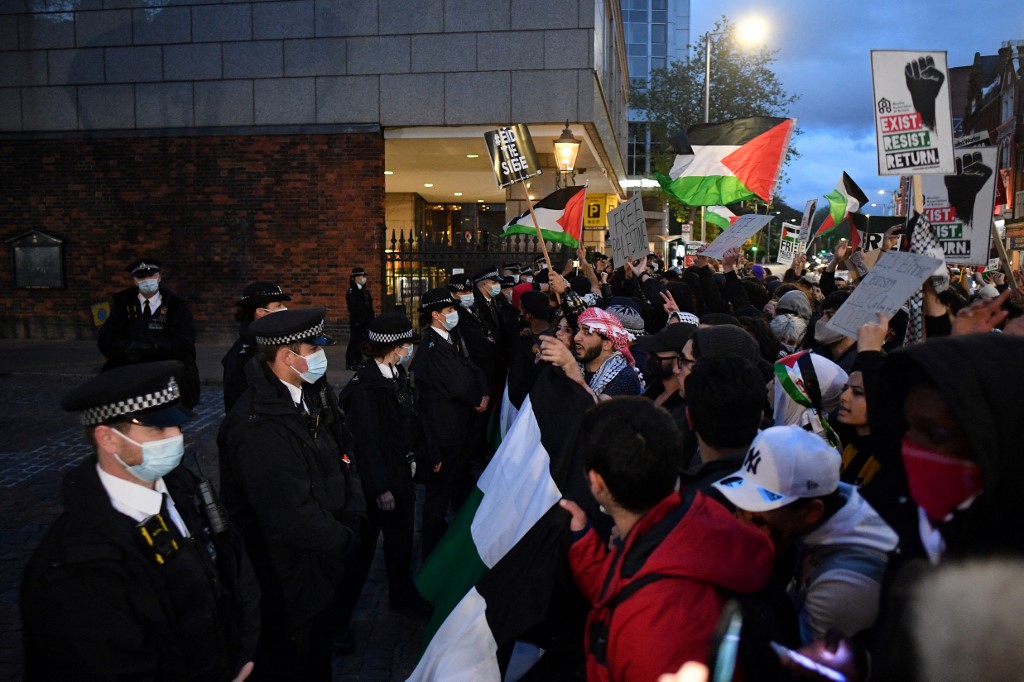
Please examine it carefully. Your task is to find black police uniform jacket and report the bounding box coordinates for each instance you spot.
[345,284,374,327]
[221,321,257,413]
[409,327,489,466]
[217,358,366,633]
[97,285,201,408]
[21,458,260,681]
[337,362,419,500]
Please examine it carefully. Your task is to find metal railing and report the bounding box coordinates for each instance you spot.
[381,229,572,317]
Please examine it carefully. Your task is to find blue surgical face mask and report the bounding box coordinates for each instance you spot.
[397,344,414,365]
[459,294,475,308]
[137,278,159,295]
[112,429,184,482]
[443,311,460,331]
[488,283,502,298]
[290,348,328,384]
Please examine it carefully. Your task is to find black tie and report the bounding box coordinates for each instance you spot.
[142,300,151,319]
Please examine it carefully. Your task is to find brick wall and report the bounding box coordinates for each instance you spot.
[0,132,384,341]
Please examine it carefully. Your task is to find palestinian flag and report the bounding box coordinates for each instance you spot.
[655,116,795,206]
[500,186,586,248]
[706,205,738,231]
[773,351,842,448]
[814,173,870,249]
[410,368,595,680]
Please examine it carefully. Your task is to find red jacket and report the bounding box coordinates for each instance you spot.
[568,490,774,682]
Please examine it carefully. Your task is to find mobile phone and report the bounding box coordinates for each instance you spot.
[572,259,580,268]
[707,601,742,682]
[770,642,847,682]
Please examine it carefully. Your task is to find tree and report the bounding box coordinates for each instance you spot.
[631,16,800,201]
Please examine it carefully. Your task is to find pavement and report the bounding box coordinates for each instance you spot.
[0,337,426,681]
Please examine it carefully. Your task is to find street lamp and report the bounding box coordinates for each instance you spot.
[700,16,769,243]
[553,121,581,189]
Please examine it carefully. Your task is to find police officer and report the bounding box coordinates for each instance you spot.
[345,266,374,370]
[97,258,201,408]
[217,308,365,680]
[411,289,489,559]
[22,361,260,681]
[337,313,431,625]
[222,281,291,413]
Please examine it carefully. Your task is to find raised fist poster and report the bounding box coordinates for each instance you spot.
[920,146,998,265]
[871,50,955,175]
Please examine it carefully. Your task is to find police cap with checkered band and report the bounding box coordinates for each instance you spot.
[366,312,421,346]
[62,360,195,427]
[250,307,335,347]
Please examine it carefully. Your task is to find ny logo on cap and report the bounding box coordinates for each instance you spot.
[744,447,762,475]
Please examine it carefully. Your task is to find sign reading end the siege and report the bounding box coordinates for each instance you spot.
[871,50,955,175]
[484,125,542,189]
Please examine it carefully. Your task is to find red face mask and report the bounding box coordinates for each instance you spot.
[901,437,983,523]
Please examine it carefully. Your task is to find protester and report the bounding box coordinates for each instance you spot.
[635,322,697,409]
[222,281,290,413]
[410,287,489,559]
[680,355,767,491]
[810,291,857,373]
[337,313,431,623]
[559,398,774,681]
[772,350,847,447]
[97,258,201,407]
[714,426,898,644]
[22,361,259,680]
[217,308,365,680]
[831,313,890,488]
[346,266,374,370]
[537,306,643,400]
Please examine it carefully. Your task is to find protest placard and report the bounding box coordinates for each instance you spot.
[919,146,998,265]
[776,223,801,267]
[699,214,772,260]
[871,50,955,175]
[483,125,542,188]
[608,193,648,266]
[826,251,943,339]
[798,200,817,244]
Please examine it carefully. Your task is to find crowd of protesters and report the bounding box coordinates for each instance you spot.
[20,235,1024,681]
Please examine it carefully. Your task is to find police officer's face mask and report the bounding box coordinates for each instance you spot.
[397,343,414,365]
[289,348,328,384]
[136,277,159,295]
[111,428,185,482]
[488,283,502,298]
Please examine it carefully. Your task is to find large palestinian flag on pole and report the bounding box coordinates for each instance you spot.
[409,367,595,680]
[500,186,586,248]
[814,173,870,249]
[655,116,795,206]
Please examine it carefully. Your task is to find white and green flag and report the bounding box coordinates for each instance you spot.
[410,369,594,680]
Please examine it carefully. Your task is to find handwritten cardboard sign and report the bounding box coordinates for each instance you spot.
[826,251,943,339]
[700,214,772,260]
[608,193,648,266]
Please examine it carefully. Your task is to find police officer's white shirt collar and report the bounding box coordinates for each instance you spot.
[279,379,307,412]
[137,290,162,311]
[431,325,451,342]
[96,463,189,536]
[376,361,397,379]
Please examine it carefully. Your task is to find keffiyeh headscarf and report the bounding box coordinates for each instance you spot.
[578,307,635,366]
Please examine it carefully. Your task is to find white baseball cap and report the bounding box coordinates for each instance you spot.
[713,426,841,512]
